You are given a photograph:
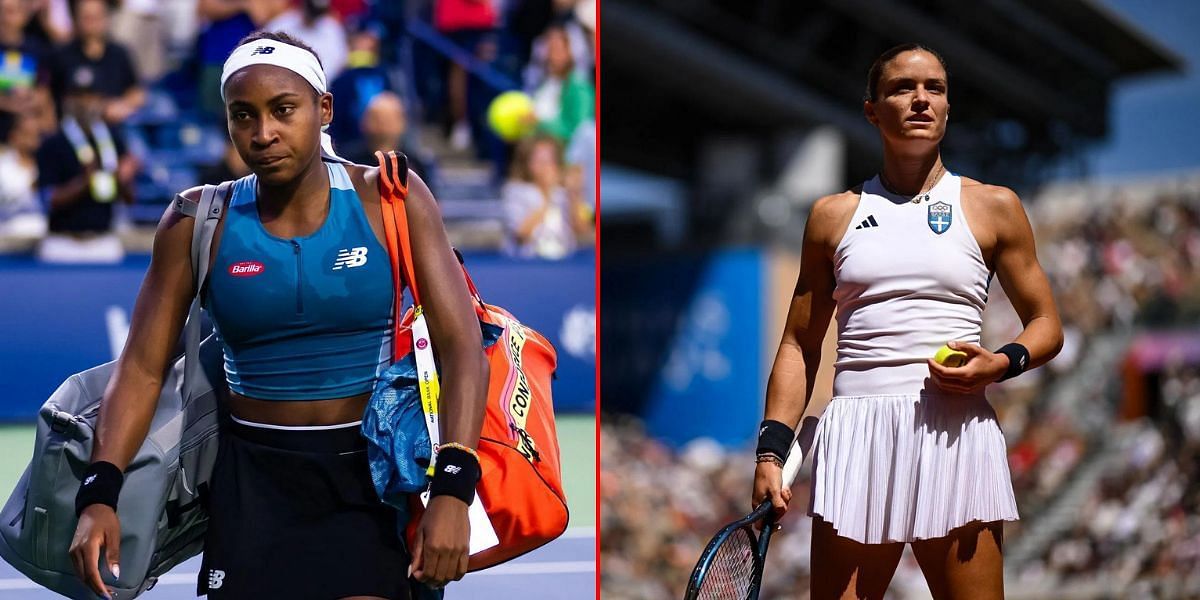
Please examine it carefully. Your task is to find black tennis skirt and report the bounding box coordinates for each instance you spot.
[199,417,413,599]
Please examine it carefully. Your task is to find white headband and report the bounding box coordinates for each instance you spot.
[221,40,327,100]
[220,39,348,163]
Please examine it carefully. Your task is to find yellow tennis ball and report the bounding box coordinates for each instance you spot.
[934,344,968,367]
[487,91,536,142]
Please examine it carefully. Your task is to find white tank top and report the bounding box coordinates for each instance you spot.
[831,172,991,397]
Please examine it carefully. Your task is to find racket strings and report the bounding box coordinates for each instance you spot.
[697,526,757,599]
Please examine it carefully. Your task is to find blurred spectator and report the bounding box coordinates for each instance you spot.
[522,3,592,88]
[328,21,394,145]
[265,0,349,81]
[195,0,268,119]
[36,76,137,262]
[109,0,168,82]
[23,0,73,47]
[565,118,594,207]
[527,24,593,144]
[329,0,369,23]
[52,0,144,124]
[0,110,47,238]
[0,0,56,134]
[198,140,250,185]
[434,0,499,151]
[502,134,590,259]
[339,91,435,186]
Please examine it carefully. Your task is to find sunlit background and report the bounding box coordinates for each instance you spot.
[600,1,1200,598]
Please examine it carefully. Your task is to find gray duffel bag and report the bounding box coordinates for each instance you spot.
[0,182,231,599]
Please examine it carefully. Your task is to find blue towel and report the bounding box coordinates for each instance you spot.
[362,320,504,598]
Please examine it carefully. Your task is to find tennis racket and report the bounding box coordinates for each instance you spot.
[683,438,805,600]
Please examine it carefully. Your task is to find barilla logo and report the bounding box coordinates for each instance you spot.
[416,338,428,350]
[228,261,265,277]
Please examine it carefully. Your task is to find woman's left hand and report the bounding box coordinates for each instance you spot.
[410,495,471,588]
[926,341,1009,394]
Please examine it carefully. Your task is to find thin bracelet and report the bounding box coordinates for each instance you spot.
[438,442,479,461]
[756,454,783,468]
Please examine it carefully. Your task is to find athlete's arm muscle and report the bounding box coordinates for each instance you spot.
[92,187,203,469]
[72,187,202,597]
[988,186,1063,370]
[753,193,850,515]
[404,170,490,449]
[763,194,848,427]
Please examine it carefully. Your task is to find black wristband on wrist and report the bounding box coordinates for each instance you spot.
[429,447,481,506]
[756,419,794,461]
[995,343,1030,382]
[75,461,123,517]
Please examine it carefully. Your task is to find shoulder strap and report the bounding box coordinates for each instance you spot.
[192,181,231,296]
[375,151,485,315]
[172,192,198,218]
[181,181,231,393]
[376,150,418,304]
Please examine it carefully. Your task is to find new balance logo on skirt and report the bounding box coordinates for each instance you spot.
[854,215,880,230]
[208,569,225,589]
[332,247,368,270]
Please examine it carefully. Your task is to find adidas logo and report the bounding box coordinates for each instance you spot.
[332,247,368,270]
[854,215,880,229]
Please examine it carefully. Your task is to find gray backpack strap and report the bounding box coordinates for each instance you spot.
[181,182,232,397]
[191,182,231,294]
[172,193,198,218]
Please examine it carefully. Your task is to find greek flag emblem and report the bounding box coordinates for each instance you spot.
[927,201,952,235]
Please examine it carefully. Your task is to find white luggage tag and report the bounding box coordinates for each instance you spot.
[412,308,500,554]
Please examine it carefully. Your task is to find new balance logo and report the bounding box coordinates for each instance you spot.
[854,215,880,230]
[83,474,96,486]
[443,465,462,475]
[332,247,368,270]
[208,569,225,589]
[249,46,275,56]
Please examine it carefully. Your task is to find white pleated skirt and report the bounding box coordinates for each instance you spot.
[806,393,1019,544]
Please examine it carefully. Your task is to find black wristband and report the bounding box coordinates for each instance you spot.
[429,447,481,505]
[75,461,123,517]
[994,343,1030,382]
[756,420,794,461]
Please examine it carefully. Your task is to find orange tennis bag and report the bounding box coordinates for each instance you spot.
[375,151,569,570]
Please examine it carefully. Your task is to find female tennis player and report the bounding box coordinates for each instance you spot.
[68,32,488,599]
[752,43,1063,599]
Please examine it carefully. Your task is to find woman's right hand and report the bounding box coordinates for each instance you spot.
[69,504,120,599]
[752,460,792,521]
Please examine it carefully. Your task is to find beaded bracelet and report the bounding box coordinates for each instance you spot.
[439,441,479,461]
[755,453,784,468]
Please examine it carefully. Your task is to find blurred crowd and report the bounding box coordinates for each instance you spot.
[0,0,595,263]
[600,179,1200,599]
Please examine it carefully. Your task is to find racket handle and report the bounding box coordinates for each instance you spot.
[781,439,804,487]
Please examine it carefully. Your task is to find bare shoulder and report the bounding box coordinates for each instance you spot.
[345,163,383,207]
[960,176,1025,217]
[807,188,861,245]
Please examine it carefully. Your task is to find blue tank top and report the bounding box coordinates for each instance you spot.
[205,161,394,400]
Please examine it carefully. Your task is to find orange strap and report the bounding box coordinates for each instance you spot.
[375,150,488,361]
[376,151,416,362]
